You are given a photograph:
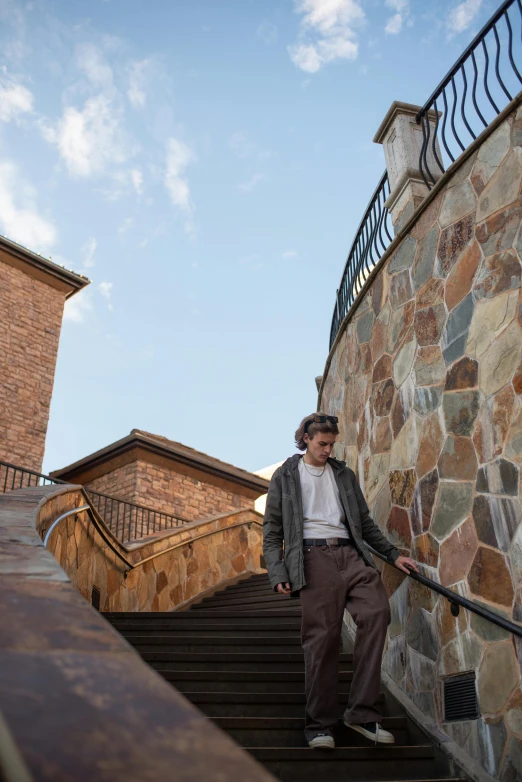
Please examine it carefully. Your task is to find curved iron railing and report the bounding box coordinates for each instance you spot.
[417,0,522,188]
[329,172,393,349]
[0,460,189,543]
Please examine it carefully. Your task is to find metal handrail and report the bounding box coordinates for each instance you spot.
[369,546,522,639]
[416,0,522,187]
[329,172,393,349]
[42,505,90,547]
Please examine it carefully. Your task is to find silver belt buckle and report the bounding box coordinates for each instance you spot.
[326,537,339,546]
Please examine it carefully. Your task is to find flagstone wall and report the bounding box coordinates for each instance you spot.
[319,102,522,777]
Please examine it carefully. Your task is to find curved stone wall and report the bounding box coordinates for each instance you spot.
[36,487,264,612]
[320,101,522,776]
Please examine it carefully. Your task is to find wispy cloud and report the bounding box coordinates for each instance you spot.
[0,70,33,122]
[239,253,264,271]
[165,137,196,231]
[99,280,114,310]
[385,0,410,35]
[40,43,131,179]
[282,249,298,259]
[238,172,266,193]
[63,289,92,323]
[446,0,482,34]
[0,161,56,252]
[288,0,364,73]
[119,217,133,235]
[257,21,278,46]
[130,168,143,194]
[229,131,271,160]
[127,58,151,108]
[82,236,97,268]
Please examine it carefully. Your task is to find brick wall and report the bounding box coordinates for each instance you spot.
[87,463,139,502]
[0,260,64,471]
[85,458,253,520]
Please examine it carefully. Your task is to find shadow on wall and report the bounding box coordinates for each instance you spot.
[320,98,522,776]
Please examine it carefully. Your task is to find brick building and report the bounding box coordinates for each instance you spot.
[0,236,88,471]
[51,429,269,521]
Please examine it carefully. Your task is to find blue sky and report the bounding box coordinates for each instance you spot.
[0,0,498,474]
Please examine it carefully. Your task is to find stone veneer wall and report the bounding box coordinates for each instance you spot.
[86,459,254,521]
[36,485,264,612]
[319,102,522,777]
[0,484,272,782]
[0,260,64,471]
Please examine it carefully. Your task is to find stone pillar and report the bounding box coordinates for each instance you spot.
[374,101,443,233]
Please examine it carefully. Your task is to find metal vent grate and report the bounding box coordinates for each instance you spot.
[91,585,101,611]
[444,672,479,722]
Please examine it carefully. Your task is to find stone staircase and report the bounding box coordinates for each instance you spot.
[105,573,465,782]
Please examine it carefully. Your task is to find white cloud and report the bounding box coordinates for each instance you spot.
[229,131,271,160]
[385,0,410,35]
[165,137,196,216]
[0,71,33,122]
[63,289,92,323]
[289,0,364,73]
[239,253,264,270]
[257,21,278,45]
[82,236,97,268]
[130,168,143,194]
[447,0,482,34]
[127,58,150,108]
[118,217,133,235]
[99,281,113,309]
[0,161,56,252]
[282,249,298,259]
[238,173,266,193]
[76,42,113,88]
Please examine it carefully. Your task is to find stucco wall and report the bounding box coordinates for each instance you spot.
[320,102,522,776]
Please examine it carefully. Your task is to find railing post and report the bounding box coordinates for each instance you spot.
[373,101,442,233]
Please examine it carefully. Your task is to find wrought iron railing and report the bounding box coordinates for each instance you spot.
[329,0,522,350]
[87,489,187,542]
[329,172,393,348]
[0,460,189,543]
[416,0,522,188]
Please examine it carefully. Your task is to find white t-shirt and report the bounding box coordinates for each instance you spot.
[298,458,350,539]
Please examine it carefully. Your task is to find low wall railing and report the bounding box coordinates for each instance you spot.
[329,0,522,350]
[0,460,189,543]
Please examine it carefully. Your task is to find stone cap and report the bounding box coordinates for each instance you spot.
[51,429,270,495]
[373,101,441,145]
[0,234,89,297]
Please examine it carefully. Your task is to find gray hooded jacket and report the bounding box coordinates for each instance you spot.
[262,454,400,592]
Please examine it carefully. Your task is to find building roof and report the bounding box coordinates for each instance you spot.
[0,234,89,298]
[51,429,270,494]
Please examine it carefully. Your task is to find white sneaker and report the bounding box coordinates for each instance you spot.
[308,733,335,750]
[344,721,395,744]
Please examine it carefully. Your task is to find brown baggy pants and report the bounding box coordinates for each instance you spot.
[300,544,391,741]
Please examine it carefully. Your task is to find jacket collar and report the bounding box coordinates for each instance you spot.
[281,453,346,475]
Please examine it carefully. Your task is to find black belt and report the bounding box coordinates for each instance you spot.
[303,538,353,547]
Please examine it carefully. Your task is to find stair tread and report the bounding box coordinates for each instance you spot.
[183,692,384,703]
[249,745,434,757]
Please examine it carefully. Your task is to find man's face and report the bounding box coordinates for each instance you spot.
[304,431,338,464]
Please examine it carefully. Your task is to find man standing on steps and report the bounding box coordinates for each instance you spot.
[262,413,418,750]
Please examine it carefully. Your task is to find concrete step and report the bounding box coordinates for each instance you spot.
[141,652,353,672]
[126,635,303,653]
[184,691,386,718]
[211,717,410,747]
[106,611,302,624]
[162,669,353,692]
[117,624,301,637]
[194,594,291,609]
[248,746,442,782]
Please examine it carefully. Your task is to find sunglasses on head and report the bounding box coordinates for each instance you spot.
[304,414,339,433]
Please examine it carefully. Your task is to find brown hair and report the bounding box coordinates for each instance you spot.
[294,413,340,451]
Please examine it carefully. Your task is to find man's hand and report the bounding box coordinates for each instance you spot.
[394,556,419,574]
[276,582,292,595]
